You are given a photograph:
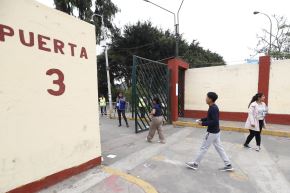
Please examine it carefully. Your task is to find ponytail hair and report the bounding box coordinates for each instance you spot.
[248,93,264,107]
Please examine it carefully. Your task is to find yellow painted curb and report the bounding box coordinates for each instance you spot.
[173,121,290,138]
[102,166,158,193]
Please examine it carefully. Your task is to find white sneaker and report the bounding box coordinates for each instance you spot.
[185,162,198,170]
[219,164,234,171]
[255,146,261,152]
[146,138,152,143]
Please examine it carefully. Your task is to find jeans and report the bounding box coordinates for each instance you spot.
[245,120,264,146]
[118,110,128,126]
[140,107,146,118]
[100,106,106,115]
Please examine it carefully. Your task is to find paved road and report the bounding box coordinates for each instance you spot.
[41,116,290,193]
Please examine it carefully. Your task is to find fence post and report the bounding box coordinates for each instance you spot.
[132,56,138,133]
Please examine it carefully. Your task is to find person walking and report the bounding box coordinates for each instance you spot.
[139,97,146,118]
[99,94,107,116]
[244,93,268,151]
[116,92,129,127]
[186,92,233,171]
[146,97,165,144]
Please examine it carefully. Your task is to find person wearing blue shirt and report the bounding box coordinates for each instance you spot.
[116,92,129,127]
[146,97,165,144]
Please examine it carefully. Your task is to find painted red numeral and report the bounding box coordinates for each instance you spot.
[46,69,65,96]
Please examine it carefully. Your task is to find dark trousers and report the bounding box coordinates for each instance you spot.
[245,120,264,146]
[140,107,145,118]
[100,106,106,115]
[118,110,128,126]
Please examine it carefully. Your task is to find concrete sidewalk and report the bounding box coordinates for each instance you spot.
[176,117,290,138]
[179,117,290,132]
[40,117,290,193]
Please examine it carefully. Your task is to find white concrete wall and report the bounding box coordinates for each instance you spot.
[184,64,259,112]
[0,0,100,192]
[268,59,290,114]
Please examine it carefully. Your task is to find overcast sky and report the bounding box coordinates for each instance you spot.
[37,0,290,64]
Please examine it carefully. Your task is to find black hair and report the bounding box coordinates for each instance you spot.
[207,92,218,102]
[153,97,161,105]
[248,93,264,107]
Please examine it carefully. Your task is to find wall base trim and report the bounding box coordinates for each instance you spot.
[173,121,290,138]
[184,110,290,125]
[7,156,102,193]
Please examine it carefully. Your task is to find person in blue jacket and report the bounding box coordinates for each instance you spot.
[116,92,129,127]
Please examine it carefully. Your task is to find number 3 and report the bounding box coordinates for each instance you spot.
[46,69,65,96]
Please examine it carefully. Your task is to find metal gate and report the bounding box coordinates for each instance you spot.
[132,56,171,133]
[178,69,185,117]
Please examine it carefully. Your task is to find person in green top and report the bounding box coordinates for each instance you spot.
[99,94,107,116]
[139,97,146,118]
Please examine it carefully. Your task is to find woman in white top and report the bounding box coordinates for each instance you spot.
[244,93,268,151]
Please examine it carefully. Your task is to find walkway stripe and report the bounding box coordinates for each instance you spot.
[110,129,192,171]
[102,166,158,193]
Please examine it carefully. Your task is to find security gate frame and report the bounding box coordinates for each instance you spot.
[178,68,185,117]
[132,55,171,133]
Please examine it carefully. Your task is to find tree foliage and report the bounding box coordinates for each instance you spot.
[97,21,225,95]
[183,41,225,67]
[53,0,119,42]
[53,1,225,96]
[256,15,290,59]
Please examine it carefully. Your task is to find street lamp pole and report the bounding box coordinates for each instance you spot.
[92,14,113,117]
[176,0,184,57]
[103,45,113,116]
[143,0,185,57]
[253,11,273,56]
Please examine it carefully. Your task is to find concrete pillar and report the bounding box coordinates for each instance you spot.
[167,58,189,122]
[258,56,271,104]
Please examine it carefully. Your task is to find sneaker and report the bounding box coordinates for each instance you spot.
[244,144,251,148]
[126,124,129,128]
[146,137,152,143]
[255,146,261,152]
[219,164,234,171]
[118,124,121,127]
[185,162,198,170]
[158,140,166,144]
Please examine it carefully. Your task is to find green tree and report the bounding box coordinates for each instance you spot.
[183,40,225,68]
[96,52,108,96]
[53,0,119,42]
[97,21,225,94]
